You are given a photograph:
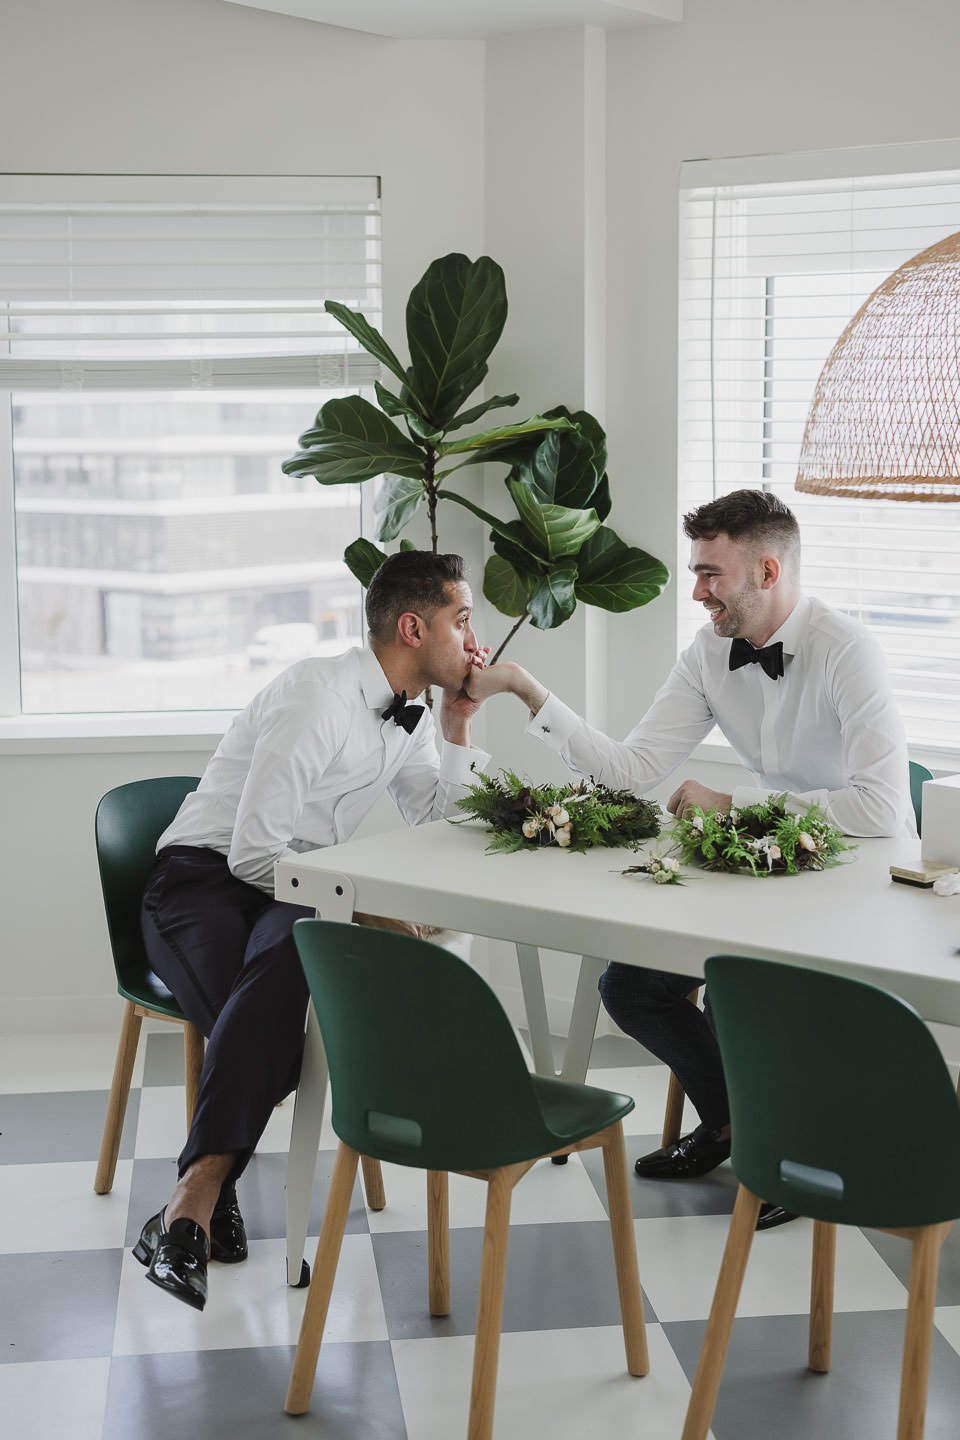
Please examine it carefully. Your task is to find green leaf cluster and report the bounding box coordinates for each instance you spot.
[671,797,853,877]
[281,253,668,649]
[454,768,661,855]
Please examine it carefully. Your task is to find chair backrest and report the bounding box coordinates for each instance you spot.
[704,953,960,1229]
[293,918,563,1172]
[909,759,933,836]
[95,777,199,1000]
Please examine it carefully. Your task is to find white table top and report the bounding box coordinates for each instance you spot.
[275,821,960,1026]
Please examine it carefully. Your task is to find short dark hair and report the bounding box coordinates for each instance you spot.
[683,489,800,560]
[365,551,467,642]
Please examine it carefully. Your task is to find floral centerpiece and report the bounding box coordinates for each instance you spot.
[454,768,661,854]
[671,795,851,877]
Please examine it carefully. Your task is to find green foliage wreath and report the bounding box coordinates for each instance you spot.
[454,768,661,855]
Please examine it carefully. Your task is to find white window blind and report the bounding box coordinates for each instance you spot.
[679,164,960,753]
[0,175,382,717]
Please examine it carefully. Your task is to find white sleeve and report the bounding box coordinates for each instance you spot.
[526,645,716,793]
[228,685,349,891]
[387,710,491,825]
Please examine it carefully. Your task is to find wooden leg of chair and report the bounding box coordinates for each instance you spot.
[94,1000,142,1195]
[182,1022,204,1129]
[808,1221,836,1372]
[896,1223,948,1440]
[360,1155,386,1212]
[427,1170,450,1316]
[601,1121,649,1376]
[661,989,700,1147]
[681,1184,762,1440]
[468,1167,516,1440]
[285,1142,359,1416]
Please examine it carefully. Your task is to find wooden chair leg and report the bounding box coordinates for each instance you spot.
[661,988,701,1147]
[897,1223,949,1440]
[285,1142,360,1416]
[600,1121,649,1376]
[360,1155,386,1211]
[681,1184,762,1440]
[94,1000,142,1195]
[808,1220,836,1372]
[182,1021,204,1129]
[427,1169,450,1316]
[468,1166,517,1440]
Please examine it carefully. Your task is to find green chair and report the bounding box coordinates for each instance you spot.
[285,919,648,1439]
[93,776,204,1194]
[682,954,960,1440]
[910,759,933,836]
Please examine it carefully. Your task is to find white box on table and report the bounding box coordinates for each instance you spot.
[920,774,960,867]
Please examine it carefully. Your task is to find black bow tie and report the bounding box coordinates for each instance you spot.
[381,690,425,734]
[729,637,785,681]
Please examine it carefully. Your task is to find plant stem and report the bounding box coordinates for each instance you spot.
[423,446,438,552]
[490,612,529,664]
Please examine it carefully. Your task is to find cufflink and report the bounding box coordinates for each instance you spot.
[541,724,551,733]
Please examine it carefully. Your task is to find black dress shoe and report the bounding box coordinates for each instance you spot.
[144,1211,210,1311]
[756,1203,799,1231]
[635,1124,732,1179]
[133,1187,247,1267]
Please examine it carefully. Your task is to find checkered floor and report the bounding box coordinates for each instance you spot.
[4,1026,960,1440]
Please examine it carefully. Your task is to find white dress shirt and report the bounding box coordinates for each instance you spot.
[159,647,490,891]
[527,596,913,837]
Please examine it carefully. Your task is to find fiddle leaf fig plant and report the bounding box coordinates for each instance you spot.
[283,253,668,659]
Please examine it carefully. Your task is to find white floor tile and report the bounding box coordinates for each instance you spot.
[0,1357,111,1440]
[584,1063,698,1136]
[0,1032,142,1094]
[367,1154,607,1234]
[634,1214,908,1322]
[392,1323,710,1440]
[112,1233,387,1356]
[0,1161,132,1253]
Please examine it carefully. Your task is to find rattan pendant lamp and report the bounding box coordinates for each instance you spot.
[796,229,960,502]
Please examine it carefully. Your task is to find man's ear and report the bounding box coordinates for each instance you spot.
[396,611,424,648]
[757,552,782,589]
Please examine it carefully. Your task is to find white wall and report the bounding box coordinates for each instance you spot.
[3,0,959,1033]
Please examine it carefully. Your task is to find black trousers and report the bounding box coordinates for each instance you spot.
[141,845,314,1181]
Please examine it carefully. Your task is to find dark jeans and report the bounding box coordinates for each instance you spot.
[598,962,730,1131]
[141,845,314,1182]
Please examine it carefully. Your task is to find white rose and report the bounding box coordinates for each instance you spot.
[553,808,570,827]
[522,818,540,839]
[769,844,781,860]
[691,814,705,833]
[798,831,816,851]
[662,856,681,873]
[556,827,572,847]
[653,868,672,883]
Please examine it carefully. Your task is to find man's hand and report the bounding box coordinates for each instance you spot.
[438,646,490,742]
[667,779,733,818]
[354,911,423,940]
[466,660,549,714]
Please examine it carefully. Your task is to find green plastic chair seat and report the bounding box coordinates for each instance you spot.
[115,962,185,1019]
[705,954,960,1230]
[909,759,933,836]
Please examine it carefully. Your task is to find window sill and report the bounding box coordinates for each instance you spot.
[0,711,233,755]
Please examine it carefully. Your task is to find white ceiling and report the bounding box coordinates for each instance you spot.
[221,0,683,41]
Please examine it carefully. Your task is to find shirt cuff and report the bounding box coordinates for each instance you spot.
[524,691,581,754]
[731,784,772,811]
[439,740,491,785]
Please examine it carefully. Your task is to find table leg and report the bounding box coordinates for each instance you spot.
[515,944,556,1076]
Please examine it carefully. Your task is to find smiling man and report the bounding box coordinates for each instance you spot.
[134,550,490,1310]
[467,490,912,1228]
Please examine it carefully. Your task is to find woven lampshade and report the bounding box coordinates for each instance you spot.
[796,229,960,502]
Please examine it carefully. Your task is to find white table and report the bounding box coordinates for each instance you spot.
[275,820,960,1281]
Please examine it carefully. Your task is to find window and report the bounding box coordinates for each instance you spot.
[679,153,960,753]
[0,175,381,715]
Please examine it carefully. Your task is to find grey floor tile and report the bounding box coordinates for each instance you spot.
[665,1310,960,1440]
[125,1151,370,1250]
[102,1343,406,1440]
[0,1090,139,1165]
[580,1133,739,1218]
[372,1218,657,1339]
[142,1029,196,1088]
[0,1249,122,1363]
[865,1225,960,1305]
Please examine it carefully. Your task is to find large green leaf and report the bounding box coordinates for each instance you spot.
[491,522,545,575]
[406,254,508,427]
[443,393,519,433]
[507,478,601,560]
[527,560,579,630]
[440,490,539,553]
[325,300,415,396]
[483,555,536,618]
[437,413,577,460]
[344,537,388,588]
[574,526,671,611]
[284,396,425,484]
[374,474,425,542]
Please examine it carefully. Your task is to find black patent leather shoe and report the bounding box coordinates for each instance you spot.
[756,1203,799,1231]
[143,1211,209,1312]
[634,1125,732,1179]
[133,1187,247,1267]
